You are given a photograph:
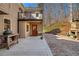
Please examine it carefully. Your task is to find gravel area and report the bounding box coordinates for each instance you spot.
[44,34,79,56]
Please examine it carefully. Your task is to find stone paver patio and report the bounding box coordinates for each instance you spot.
[0,36,52,56]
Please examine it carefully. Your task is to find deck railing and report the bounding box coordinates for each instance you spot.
[18,12,43,19]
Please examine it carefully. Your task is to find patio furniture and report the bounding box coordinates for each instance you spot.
[0,35,7,48]
[0,34,19,49]
[4,34,19,49]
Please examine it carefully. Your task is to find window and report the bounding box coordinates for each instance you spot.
[26,25,29,32]
[36,13,39,17]
[4,19,10,30]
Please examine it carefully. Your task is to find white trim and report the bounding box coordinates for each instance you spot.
[0,0,79,3]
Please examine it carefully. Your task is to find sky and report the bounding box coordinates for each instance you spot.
[23,3,38,8]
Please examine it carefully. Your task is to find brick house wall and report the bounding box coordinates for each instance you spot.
[0,3,21,35]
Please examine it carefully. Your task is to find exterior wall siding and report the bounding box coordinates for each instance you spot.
[19,21,30,38]
[0,15,4,35]
[0,3,20,35]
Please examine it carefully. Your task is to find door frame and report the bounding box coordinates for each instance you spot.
[32,24,38,36]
